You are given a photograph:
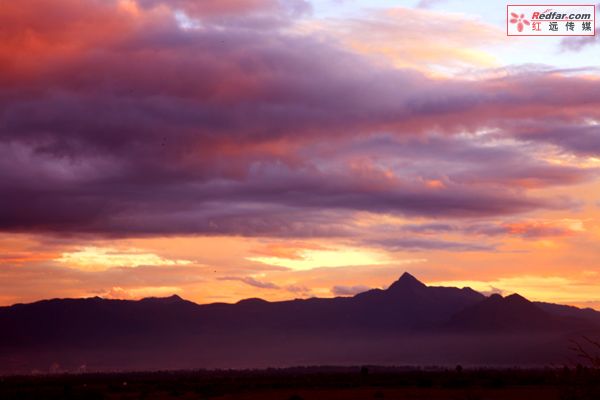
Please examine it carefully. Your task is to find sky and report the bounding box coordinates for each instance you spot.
[1,0,600,308]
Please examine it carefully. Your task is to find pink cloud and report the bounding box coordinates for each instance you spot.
[0,0,598,241]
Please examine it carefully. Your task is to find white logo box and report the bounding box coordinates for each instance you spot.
[507,4,595,36]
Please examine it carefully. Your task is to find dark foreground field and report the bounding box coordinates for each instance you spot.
[2,367,600,400]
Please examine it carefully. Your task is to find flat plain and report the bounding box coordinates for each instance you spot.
[2,367,599,400]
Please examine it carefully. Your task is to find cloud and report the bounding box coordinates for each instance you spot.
[307,6,502,73]
[331,284,371,296]
[560,4,600,51]
[416,0,448,9]
[103,285,181,299]
[251,242,329,260]
[364,218,585,248]
[217,275,313,295]
[55,246,192,270]
[218,276,280,289]
[285,284,312,295]
[0,0,598,243]
[561,34,600,52]
[479,286,505,296]
[467,219,585,239]
[506,124,600,157]
[366,237,496,252]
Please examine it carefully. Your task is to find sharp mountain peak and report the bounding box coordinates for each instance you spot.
[387,272,427,291]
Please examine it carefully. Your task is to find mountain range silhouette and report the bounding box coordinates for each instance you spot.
[1,272,599,373]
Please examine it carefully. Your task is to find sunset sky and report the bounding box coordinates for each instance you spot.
[1,0,600,308]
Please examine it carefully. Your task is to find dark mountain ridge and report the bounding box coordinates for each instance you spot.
[1,272,598,373]
[445,292,595,332]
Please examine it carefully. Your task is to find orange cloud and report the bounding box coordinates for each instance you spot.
[0,0,140,79]
[103,285,182,299]
[503,219,585,238]
[304,7,504,75]
[251,241,329,260]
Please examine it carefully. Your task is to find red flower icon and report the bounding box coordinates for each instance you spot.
[510,12,530,32]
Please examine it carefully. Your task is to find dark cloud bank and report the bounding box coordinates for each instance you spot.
[1,0,599,246]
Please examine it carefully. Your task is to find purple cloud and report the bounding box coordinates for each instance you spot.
[0,0,597,242]
[331,285,371,296]
[218,276,280,289]
[365,237,496,252]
